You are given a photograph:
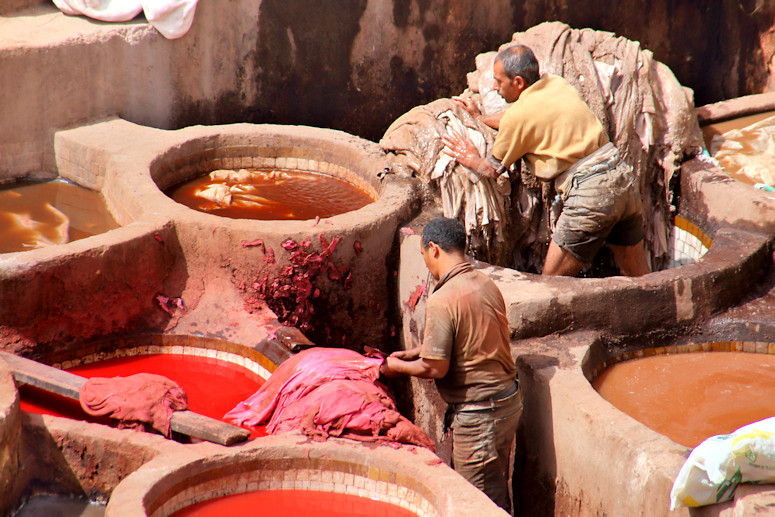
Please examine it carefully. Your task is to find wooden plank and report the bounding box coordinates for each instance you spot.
[0,351,250,446]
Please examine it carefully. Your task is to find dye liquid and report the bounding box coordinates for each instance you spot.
[166,168,375,220]
[703,110,775,186]
[170,490,418,517]
[0,180,118,253]
[593,351,775,448]
[19,354,266,438]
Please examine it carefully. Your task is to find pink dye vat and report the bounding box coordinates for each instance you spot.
[170,490,419,517]
[20,354,267,439]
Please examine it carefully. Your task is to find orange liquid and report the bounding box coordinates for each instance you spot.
[593,352,775,448]
[0,180,118,253]
[170,490,418,517]
[701,110,775,148]
[166,169,375,220]
[19,354,267,439]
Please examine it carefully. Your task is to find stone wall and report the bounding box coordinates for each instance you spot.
[2,1,772,180]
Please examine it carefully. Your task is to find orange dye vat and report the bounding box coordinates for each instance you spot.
[170,490,418,517]
[166,169,375,220]
[19,354,266,439]
[0,180,118,253]
[593,351,775,448]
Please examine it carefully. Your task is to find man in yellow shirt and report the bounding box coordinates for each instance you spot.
[445,45,650,277]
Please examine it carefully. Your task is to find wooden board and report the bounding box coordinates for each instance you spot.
[0,351,250,446]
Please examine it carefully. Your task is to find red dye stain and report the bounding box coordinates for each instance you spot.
[170,490,419,517]
[19,354,267,439]
[153,232,163,243]
[406,281,427,311]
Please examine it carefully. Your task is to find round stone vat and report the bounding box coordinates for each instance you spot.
[105,434,508,517]
[16,333,282,440]
[512,331,775,516]
[54,119,421,349]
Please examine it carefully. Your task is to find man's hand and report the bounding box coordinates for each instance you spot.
[452,96,480,118]
[442,132,499,179]
[390,347,421,361]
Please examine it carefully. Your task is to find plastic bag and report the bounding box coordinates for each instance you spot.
[670,416,775,509]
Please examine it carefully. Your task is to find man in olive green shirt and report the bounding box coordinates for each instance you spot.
[379,217,520,512]
[445,45,650,277]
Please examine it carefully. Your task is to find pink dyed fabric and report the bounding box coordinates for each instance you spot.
[225,348,434,450]
[79,373,188,436]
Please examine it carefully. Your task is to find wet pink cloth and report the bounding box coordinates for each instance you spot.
[79,373,188,436]
[225,348,434,450]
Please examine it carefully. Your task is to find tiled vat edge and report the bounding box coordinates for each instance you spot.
[106,435,507,517]
[44,334,278,380]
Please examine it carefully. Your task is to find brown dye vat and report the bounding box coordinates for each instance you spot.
[0,180,118,253]
[166,169,375,220]
[702,110,775,186]
[593,351,775,448]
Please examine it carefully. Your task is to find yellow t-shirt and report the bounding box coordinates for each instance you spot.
[491,74,608,184]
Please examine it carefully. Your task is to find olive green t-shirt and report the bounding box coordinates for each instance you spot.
[420,262,515,404]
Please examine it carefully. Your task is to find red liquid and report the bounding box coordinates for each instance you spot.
[19,354,266,438]
[170,490,418,517]
[166,169,375,220]
[0,180,118,253]
[593,352,775,448]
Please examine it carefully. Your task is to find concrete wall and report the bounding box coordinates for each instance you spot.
[0,361,21,516]
[2,0,773,180]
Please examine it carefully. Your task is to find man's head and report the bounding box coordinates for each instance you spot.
[493,45,540,103]
[421,217,467,279]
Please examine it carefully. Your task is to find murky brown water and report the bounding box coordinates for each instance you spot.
[0,180,118,254]
[703,110,775,186]
[166,169,375,220]
[593,351,775,448]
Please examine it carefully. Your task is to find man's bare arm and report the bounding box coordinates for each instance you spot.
[380,355,450,379]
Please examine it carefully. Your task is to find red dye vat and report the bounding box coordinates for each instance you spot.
[170,490,418,517]
[19,354,266,439]
[593,351,775,448]
[166,169,375,220]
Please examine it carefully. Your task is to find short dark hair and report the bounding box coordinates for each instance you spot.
[421,217,467,252]
[495,45,540,86]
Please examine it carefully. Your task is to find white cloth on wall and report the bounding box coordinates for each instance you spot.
[52,0,198,39]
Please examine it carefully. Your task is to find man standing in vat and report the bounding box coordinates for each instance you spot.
[445,44,651,277]
[374,216,521,513]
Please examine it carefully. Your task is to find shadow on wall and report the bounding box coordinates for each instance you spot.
[251,0,369,133]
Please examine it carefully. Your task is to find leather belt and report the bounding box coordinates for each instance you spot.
[451,380,519,413]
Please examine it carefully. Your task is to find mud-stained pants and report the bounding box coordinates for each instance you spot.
[448,384,522,513]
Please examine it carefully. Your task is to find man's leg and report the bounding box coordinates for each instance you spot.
[542,241,584,277]
[451,396,522,512]
[608,241,651,277]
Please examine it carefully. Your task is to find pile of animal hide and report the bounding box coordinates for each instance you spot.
[53,0,198,40]
[79,373,188,436]
[225,347,434,450]
[380,22,703,271]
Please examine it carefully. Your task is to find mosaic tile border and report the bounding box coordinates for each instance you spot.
[148,461,439,517]
[666,215,713,268]
[46,334,276,381]
[590,341,774,381]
